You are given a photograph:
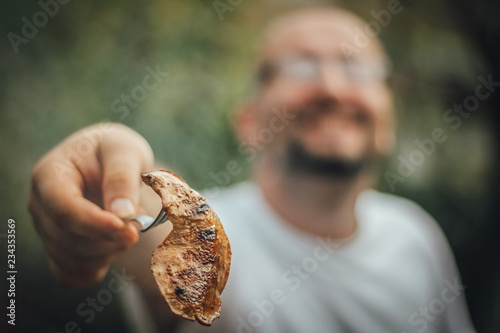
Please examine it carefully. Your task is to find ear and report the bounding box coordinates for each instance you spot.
[234,103,259,145]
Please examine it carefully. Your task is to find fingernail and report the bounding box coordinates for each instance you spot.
[111,198,135,219]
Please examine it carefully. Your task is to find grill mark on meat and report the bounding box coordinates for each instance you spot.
[195,203,210,214]
[199,228,217,241]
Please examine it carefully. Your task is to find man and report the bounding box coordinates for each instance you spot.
[28,6,475,333]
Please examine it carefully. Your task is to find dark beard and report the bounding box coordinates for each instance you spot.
[283,139,369,179]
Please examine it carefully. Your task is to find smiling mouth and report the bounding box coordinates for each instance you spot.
[293,97,370,130]
[295,108,369,135]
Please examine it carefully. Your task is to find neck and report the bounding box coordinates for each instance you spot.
[255,157,372,238]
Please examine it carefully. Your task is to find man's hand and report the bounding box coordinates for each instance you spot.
[28,123,154,287]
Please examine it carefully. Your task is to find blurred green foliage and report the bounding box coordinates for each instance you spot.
[1,0,498,332]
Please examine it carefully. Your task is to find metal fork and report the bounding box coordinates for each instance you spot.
[127,209,169,232]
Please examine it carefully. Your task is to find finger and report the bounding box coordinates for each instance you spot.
[34,176,139,244]
[55,193,138,243]
[44,229,113,286]
[31,189,139,257]
[49,257,110,288]
[46,220,135,258]
[99,127,154,217]
[36,199,132,288]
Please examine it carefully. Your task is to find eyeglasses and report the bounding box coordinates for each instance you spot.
[259,54,390,85]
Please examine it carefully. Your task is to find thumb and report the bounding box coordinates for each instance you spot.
[98,125,154,218]
[101,147,155,220]
[102,150,143,218]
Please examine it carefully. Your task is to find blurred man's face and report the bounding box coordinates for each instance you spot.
[241,9,394,178]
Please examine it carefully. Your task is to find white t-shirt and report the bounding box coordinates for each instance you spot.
[137,182,475,333]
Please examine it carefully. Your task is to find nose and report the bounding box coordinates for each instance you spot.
[316,61,351,99]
